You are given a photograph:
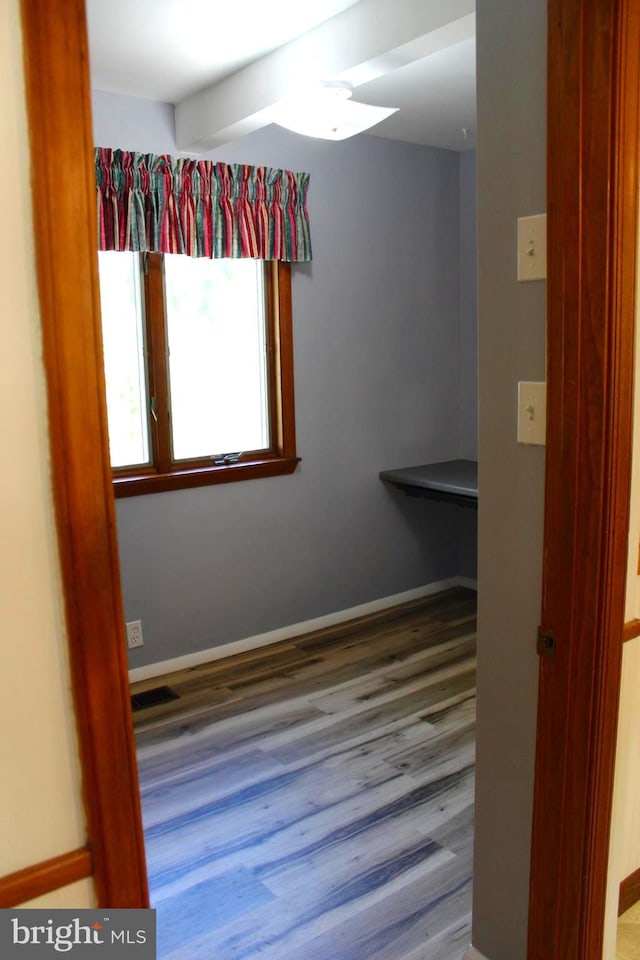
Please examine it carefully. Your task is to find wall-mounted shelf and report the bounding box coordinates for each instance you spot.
[379,459,478,508]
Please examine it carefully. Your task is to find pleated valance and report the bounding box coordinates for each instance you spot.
[95,148,312,261]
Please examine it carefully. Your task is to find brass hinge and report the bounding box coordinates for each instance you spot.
[537,626,556,659]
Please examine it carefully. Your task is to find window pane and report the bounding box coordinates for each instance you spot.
[97,252,149,468]
[163,257,269,461]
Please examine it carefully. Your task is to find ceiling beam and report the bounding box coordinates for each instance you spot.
[175,0,475,152]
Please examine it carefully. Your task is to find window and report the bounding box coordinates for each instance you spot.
[97,252,298,497]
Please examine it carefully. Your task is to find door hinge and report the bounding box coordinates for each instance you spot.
[537,626,556,659]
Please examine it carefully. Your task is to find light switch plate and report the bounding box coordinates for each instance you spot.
[517,214,547,281]
[517,381,546,445]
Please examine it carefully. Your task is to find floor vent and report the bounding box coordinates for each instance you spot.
[131,685,179,712]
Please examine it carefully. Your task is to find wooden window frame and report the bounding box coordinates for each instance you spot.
[111,255,298,498]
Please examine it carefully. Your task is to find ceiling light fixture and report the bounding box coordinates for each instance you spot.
[272,80,398,141]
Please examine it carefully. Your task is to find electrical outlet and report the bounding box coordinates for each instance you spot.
[126,620,144,649]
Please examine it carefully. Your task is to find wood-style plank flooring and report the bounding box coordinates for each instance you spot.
[132,587,477,960]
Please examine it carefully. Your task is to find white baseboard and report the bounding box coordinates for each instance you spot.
[128,576,471,684]
[462,947,490,960]
[457,576,477,591]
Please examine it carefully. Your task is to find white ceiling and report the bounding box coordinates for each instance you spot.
[86,0,477,153]
[357,38,476,151]
[86,0,363,102]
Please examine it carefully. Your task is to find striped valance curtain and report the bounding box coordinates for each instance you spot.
[95,148,312,262]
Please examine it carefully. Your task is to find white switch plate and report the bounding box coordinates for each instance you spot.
[517,381,546,445]
[517,214,547,281]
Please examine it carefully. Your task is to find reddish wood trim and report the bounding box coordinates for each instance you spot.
[144,253,172,473]
[528,1,640,958]
[0,849,93,908]
[619,866,640,915]
[274,262,297,460]
[114,455,299,498]
[19,0,149,908]
[265,262,281,454]
[623,619,640,643]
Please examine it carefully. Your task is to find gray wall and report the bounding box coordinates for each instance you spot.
[460,150,478,461]
[458,150,478,580]
[474,1,546,958]
[93,92,476,668]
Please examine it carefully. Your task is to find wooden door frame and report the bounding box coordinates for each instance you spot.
[15,0,640,947]
[528,1,640,958]
[18,0,148,907]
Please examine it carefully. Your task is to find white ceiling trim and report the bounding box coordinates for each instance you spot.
[174,0,475,153]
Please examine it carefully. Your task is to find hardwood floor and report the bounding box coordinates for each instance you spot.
[132,587,477,960]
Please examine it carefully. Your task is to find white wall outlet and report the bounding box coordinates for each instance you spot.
[517,381,547,445]
[126,620,144,649]
[517,213,547,281]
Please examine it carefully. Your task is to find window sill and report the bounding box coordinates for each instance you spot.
[112,456,300,498]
